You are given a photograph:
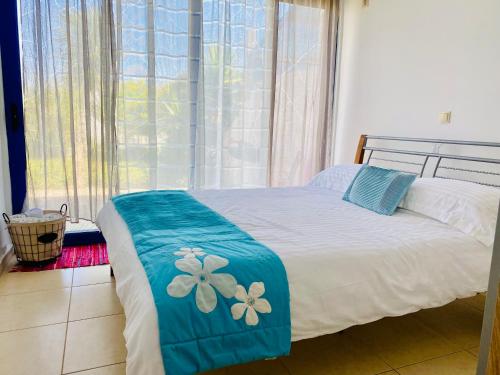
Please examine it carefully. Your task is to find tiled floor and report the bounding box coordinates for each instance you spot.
[0,266,485,375]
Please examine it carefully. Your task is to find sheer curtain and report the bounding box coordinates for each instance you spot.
[196,0,275,188]
[269,0,338,186]
[195,0,276,189]
[20,0,337,221]
[21,0,118,221]
[115,0,192,192]
[21,0,276,221]
[116,0,275,192]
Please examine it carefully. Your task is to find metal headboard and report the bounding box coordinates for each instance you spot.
[355,135,500,188]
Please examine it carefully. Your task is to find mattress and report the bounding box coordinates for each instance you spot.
[97,186,492,375]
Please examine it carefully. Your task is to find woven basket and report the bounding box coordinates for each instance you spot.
[3,204,68,262]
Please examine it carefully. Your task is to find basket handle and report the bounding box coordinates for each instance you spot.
[2,213,10,224]
[60,204,68,217]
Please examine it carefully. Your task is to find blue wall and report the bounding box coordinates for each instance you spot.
[0,0,27,214]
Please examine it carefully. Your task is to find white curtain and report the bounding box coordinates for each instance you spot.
[21,0,117,222]
[21,0,276,221]
[269,0,337,186]
[115,0,191,192]
[116,0,275,192]
[195,1,276,189]
[20,0,337,221]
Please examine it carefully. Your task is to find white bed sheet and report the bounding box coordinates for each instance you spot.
[97,187,492,375]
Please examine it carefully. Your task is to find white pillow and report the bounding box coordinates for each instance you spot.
[308,164,363,192]
[400,178,500,247]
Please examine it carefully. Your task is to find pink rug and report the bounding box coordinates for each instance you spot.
[9,243,109,272]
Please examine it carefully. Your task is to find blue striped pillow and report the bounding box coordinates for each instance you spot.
[343,165,416,215]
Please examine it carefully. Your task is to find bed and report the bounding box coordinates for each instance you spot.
[96,135,499,375]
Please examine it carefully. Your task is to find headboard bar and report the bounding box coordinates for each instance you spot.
[363,146,500,165]
[355,135,500,186]
[364,135,500,148]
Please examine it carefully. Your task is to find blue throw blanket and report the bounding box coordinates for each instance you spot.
[112,191,291,374]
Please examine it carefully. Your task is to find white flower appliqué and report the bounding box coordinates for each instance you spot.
[231,282,272,326]
[174,247,205,258]
[166,255,237,313]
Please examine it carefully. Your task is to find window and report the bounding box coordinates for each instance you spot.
[10,0,338,224]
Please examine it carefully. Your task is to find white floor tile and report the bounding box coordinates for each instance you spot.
[63,314,126,374]
[0,288,70,332]
[0,323,66,375]
[69,363,125,375]
[69,283,123,321]
[0,268,73,295]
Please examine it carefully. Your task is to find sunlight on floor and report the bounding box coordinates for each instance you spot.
[66,220,99,233]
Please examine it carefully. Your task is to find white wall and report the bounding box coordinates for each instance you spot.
[334,0,500,164]
[0,50,12,268]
